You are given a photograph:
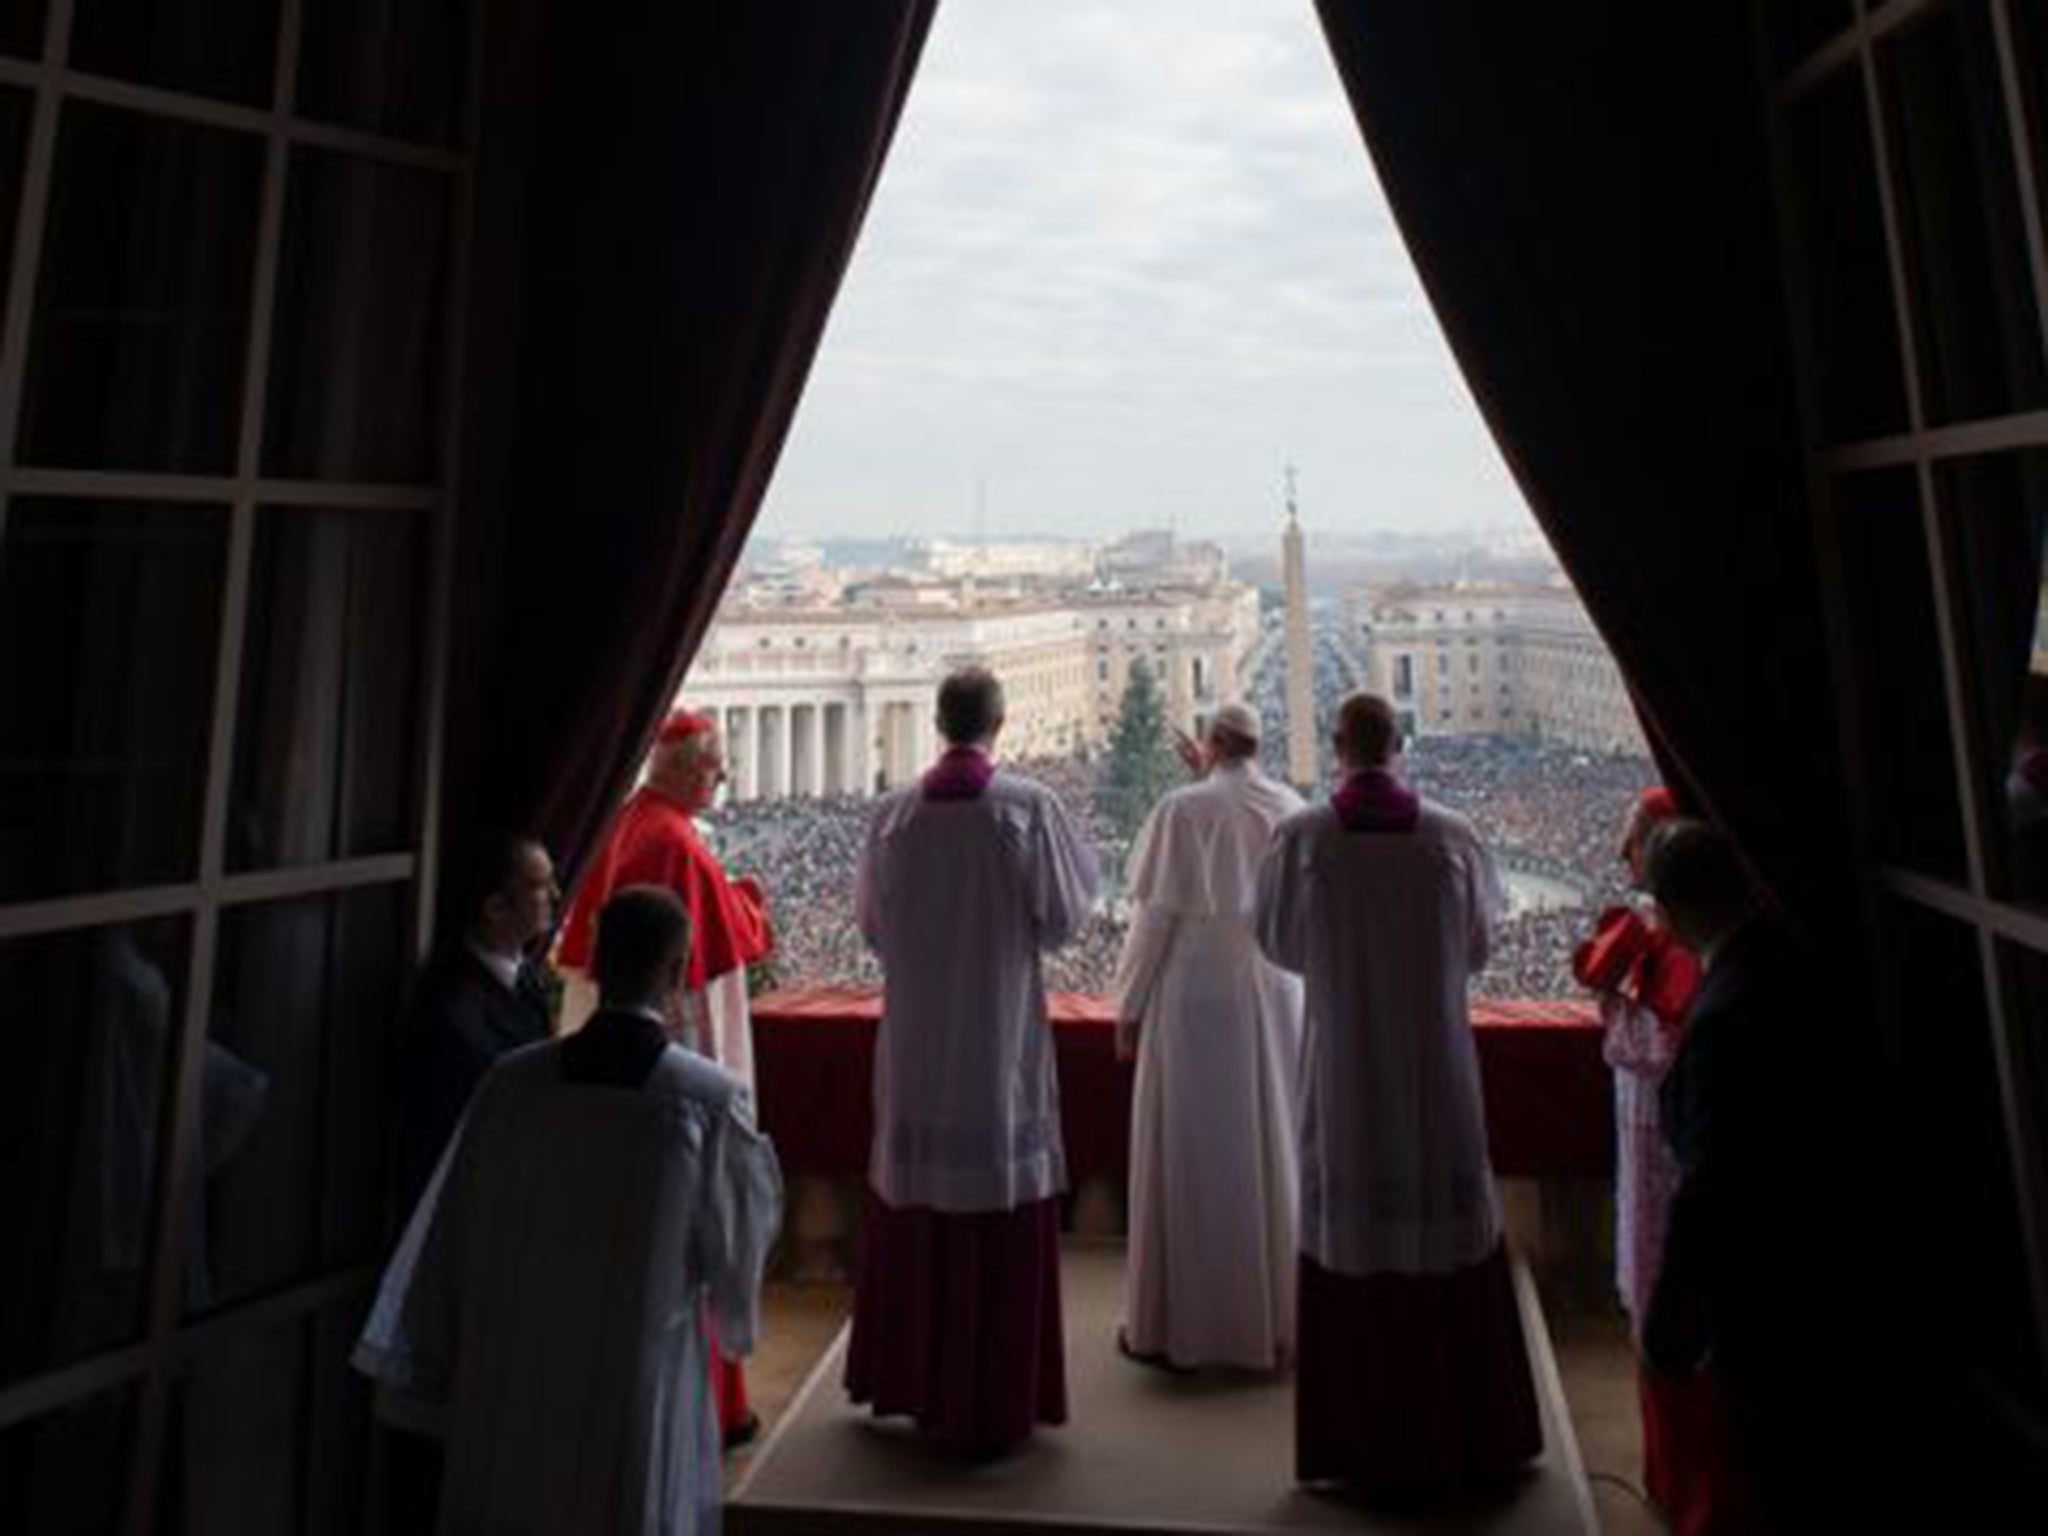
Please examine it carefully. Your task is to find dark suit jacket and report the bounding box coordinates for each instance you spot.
[393,945,552,1214]
[1643,918,1860,1381]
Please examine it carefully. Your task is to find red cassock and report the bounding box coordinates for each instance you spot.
[557,785,772,991]
[558,784,773,1434]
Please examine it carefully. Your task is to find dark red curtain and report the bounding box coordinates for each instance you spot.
[1313,4,1852,937]
[461,0,934,887]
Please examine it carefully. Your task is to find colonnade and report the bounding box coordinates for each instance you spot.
[713,697,939,801]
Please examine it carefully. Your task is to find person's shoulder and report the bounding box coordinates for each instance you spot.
[1273,800,1337,844]
[1416,798,1484,846]
[866,784,920,829]
[466,1035,562,1109]
[651,1045,747,1115]
[988,770,1070,821]
[1236,767,1306,819]
[1151,776,1209,819]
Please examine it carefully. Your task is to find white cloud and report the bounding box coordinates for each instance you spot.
[758,0,1532,544]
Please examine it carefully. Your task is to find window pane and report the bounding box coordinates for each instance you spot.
[228,506,423,873]
[263,149,449,483]
[0,1385,136,1536]
[158,1297,371,1536]
[159,1316,303,1536]
[0,87,30,303]
[1783,71,1912,443]
[0,0,40,58]
[1883,900,2044,1423]
[2012,0,2048,231]
[197,884,407,1314]
[1767,0,1852,78]
[20,104,264,472]
[299,1300,372,1536]
[70,0,278,107]
[1835,468,1968,879]
[1997,938,2048,1402]
[0,920,186,1388]
[1945,450,2048,909]
[1880,4,2047,426]
[297,0,468,146]
[0,500,228,902]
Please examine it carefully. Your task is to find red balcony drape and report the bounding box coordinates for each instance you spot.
[1312,4,1852,938]
[458,0,934,887]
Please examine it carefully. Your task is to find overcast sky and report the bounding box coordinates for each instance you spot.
[755,0,1534,547]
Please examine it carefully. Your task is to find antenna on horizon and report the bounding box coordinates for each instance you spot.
[1284,461,1299,523]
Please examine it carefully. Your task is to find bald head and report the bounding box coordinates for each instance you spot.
[1334,693,1402,771]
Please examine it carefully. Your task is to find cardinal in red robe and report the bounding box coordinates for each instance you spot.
[1574,786,1749,1535]
[557,708,774,1446]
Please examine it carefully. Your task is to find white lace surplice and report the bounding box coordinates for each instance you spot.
[854,770,1100,1214]
[1601,992,1682,1332]
[1255,800,1505,1279]
[353,1043,781,1536]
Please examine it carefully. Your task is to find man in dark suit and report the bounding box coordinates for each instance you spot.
[394,831,560,1214]
[378,830,558,1532]
[1641,820,1917,1531]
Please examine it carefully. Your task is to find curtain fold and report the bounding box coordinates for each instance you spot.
[466,0,935,887]
[1313,3,1852,937]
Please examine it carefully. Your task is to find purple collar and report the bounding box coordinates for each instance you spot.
[922,746,995,802]
[1331,768,1420,833]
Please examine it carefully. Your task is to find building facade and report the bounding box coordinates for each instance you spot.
[681,573,1260,799]
[1356,583,1648,756]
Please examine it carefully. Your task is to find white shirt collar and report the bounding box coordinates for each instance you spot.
[466,937,523,992]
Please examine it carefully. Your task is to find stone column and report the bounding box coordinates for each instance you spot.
[823,703,848,794]
[763,704,787,800]
[852,700,874,793]
[788,704,812,797]
[753,704,772,801]
[807,703,827,798]
[729,706,757,800]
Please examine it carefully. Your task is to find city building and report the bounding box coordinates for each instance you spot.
[680,557,1261,798]
[1355,582,1648,756]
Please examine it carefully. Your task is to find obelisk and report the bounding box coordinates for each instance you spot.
[1281,467,1317,788]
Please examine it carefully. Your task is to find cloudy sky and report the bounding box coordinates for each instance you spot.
[755,1,1533,546]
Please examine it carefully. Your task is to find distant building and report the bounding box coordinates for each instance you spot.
[1353,582,1647,756]
[682,557,1260,799]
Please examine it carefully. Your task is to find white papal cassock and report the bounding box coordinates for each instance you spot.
[1112,757,1304,1369]
[352,1036,781,1536]
[1254,778,1540,1490]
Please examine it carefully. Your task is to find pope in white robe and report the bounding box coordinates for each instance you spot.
[845,668,1101,1452]
[1254,693,1541,1494]
[355,888,782,1536]
[1111,702,1303,1371]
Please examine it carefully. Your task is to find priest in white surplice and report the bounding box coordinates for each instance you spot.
[847,667,1101,1452]
[1255,693,1541,1496]
[1112,701,1304,1372]
[354,887,782,1536]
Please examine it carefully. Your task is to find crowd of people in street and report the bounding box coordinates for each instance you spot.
[701,733,1655,1001]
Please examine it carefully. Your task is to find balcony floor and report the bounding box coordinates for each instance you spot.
[729,1243,1627,1535]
